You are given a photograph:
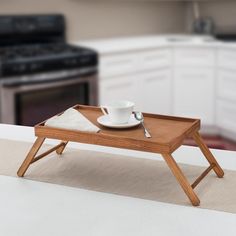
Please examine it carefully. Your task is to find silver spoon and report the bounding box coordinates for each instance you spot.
[134,111,151,138]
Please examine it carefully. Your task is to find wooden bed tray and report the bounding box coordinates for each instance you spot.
[17,104,224,206]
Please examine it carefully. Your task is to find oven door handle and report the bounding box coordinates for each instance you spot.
[1,67,97,87]
[2,76,72,87]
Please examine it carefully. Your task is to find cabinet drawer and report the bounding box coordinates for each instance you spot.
[100,49,171,78]
[217,100,236,133]
[139,49,171,70]
[174,48,215,67]
[218,49,236,69]
[100,53,137,78]
[217,69,236,101]
[99,75,138,107]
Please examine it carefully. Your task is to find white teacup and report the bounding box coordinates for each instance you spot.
[101,100,134,124]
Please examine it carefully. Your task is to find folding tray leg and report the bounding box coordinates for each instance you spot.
[56,141,68,155]
[17,137,45,177]
[193,132,224,178]
[17,138,68,177]
[162,153,200,206]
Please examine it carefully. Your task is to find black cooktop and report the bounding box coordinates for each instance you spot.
[0,43,94,60]
[0,15,98,77]
[0,43,98,76]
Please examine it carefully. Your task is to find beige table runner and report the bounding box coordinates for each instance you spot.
[0,138,235,213]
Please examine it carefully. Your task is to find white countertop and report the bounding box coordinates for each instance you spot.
[71,34,236,55]
[0,124,236,236]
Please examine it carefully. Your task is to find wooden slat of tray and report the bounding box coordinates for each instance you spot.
[35,105,200,154]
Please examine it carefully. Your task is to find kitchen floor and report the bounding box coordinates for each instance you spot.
[184,135,236,151]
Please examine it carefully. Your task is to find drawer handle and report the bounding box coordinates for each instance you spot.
[104,59,133,66]
[146,75,167,82]
[144,55,167,61]
[107,82,132,90]
[180,74,207,79]
[178,53,209,58]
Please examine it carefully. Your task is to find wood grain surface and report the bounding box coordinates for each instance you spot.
[35,105,201,154]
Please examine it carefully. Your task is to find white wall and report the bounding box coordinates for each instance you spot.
[0,0,186,41]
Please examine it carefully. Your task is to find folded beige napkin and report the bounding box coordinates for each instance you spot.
[45,108,100,133]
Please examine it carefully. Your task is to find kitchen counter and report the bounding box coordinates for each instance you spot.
[0,124,236,235]
[72,34,236,140]
[72,34,236,55]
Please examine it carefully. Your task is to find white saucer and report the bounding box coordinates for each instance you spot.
[97,114,140,129]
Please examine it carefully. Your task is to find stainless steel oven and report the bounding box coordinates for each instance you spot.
[0,14,98,126]
[0,68,98,126]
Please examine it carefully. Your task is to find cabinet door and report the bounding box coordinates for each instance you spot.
[217,69,236,101]
[173,67,215,126]
[139,69,172,114]
[99,75,139,108]
[218,49,236,70]
[217,100,236,134]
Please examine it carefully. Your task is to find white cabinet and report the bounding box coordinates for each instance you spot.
[217,49,236,139]
[174,47,215,67]
[100,47,216,127]
[99,75,138,107]
[217,69,236,101]
[217,100,236,138]
[99,48,172,113]
[173,47,215,127]
[99,48,171,78]
[100,53,137,78]
[138,69,172,114]
[218,48,236,70]
[174,67,215,125]
[100,69,172,114]
[138,49,171,71]
[80,36,236,141]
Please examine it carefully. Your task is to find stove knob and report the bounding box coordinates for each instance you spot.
[19,64,26,72]
[12,64,26,73]
[30,63,41,71]
[65,59,77,65]
[79,57,90,64]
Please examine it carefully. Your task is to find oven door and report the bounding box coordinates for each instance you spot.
[0,74,97,126]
